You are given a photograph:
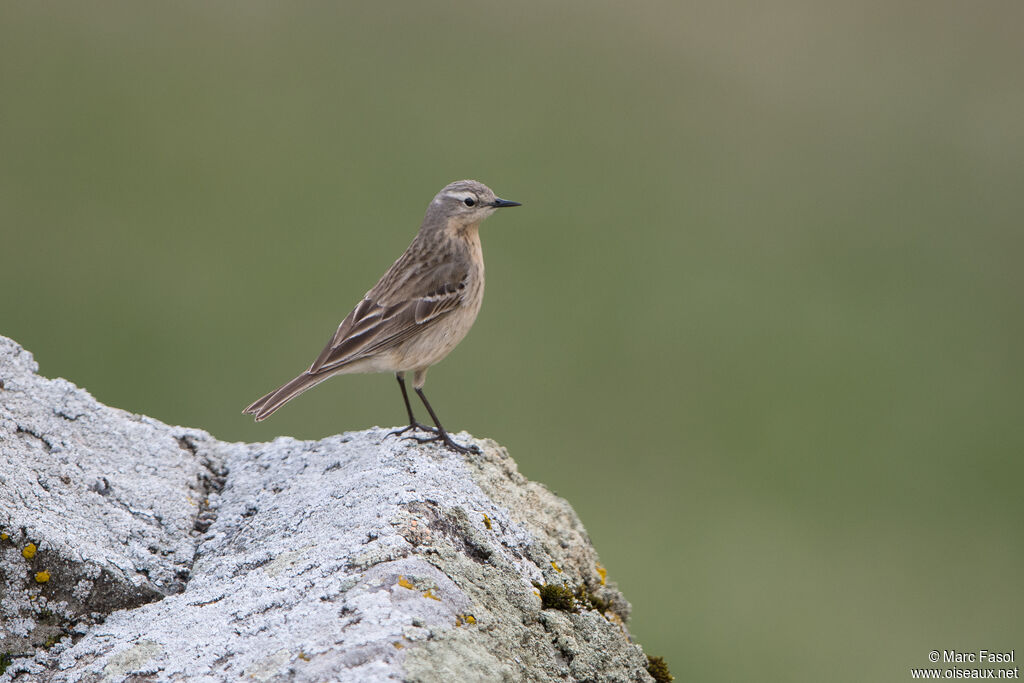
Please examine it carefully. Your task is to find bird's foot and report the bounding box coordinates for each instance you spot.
[404,431,480,455]
[386,421,438,439]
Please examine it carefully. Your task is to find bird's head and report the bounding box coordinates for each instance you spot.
[426,179,520,232]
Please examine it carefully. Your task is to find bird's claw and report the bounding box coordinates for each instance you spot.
[386,422,438,439]
[402,433,480,455]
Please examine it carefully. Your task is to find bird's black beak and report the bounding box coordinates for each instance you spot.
[491,198,522,208]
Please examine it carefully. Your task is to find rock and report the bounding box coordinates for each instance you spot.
[0,335,655,682]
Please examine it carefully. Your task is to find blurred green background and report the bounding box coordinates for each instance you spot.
[3,2,1022,680]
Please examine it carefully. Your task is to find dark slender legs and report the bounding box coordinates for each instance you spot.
[387,373,436,438]
[386,372,478,454]
[408,386,480,454]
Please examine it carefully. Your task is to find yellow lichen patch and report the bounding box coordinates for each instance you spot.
[297,652,311,662]
[35,570,50,583]
[22,543,37,559]
[550,560,562,573]
[422,588,440,601]
[1,532,9,540]
[463,614,476,625]
[398,575,414,590]
[482,514,492,530]
[393,642,404,650]
[455,613,476,627]
[596,563,607,585]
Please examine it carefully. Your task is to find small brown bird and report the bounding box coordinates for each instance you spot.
[243,179,520,453]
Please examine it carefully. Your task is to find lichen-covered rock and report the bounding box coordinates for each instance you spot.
[0,336,227,659]
[0,335,655,682]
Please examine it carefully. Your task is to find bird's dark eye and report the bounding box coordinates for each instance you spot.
[463,197,476,207]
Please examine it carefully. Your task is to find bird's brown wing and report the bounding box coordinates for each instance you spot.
[308,258,470,374]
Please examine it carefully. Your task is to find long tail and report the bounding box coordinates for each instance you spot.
[242,372,332,421]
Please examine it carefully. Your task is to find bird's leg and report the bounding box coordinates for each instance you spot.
[386,373,437,438]
[404,386,480,455]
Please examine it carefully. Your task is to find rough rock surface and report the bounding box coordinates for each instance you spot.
[0,335,654,682]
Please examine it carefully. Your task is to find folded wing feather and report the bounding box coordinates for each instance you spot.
[308,264,469,374]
